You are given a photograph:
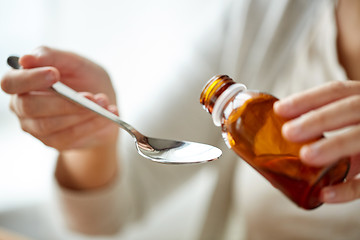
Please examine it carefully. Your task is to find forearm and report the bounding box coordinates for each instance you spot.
[55,140,119,190]
[336,0,360,80]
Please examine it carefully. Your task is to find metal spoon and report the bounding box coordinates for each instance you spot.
[7,56,222,164]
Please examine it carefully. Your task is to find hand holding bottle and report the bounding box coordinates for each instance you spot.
[201,75,349,209]
[274,80,360,203]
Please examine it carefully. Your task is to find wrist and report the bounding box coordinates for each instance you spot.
[55,141,119,190]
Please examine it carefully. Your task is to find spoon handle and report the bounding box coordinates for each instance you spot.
[7,56,137,138]
[51,82,136,135]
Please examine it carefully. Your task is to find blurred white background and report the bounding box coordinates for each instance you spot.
[0,0,223,238]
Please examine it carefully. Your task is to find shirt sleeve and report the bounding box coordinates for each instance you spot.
[53,172,133,235]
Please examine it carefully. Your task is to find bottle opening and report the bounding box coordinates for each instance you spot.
[212,84,246,126]
[200,75,246,126]
[200,75,235,114]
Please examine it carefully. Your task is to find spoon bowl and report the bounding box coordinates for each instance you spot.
[7,56,222,164]
[136,137,222,164]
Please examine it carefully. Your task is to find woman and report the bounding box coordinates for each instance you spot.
[1,0,360,239]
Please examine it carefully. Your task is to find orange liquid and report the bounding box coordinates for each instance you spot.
[222,92,349,209]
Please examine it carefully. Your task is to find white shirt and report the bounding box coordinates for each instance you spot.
[54,0,360,239]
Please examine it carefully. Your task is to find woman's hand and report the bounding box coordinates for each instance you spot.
[1,46,118,151]
[1,46,119,189]
[274,80,360,204]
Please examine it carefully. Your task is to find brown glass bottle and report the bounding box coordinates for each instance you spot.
[200,75,350,210]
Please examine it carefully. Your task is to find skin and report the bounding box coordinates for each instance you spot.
[274,0,360,203]
[0,0,359,204]
[1,47,119,190]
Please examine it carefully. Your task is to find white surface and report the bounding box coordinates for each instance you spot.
[0,0,58,211]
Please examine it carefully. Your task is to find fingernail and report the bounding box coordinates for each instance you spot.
[274,100,289,115]
[300,145,314,161]
[45,71,56,83]
[322,188,336,202]
[108,105,119,115]
[96,97,106,107]
[300,143,324,166]
[282,122,291,138]
[282,122,300,140]
[273,101,281,112]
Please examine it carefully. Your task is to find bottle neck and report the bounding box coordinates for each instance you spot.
[200,75,246,126]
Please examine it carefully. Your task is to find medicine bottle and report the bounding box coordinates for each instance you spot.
[200,75,350,209]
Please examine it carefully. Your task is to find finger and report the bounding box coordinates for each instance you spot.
[300,125,360,166]
[71,122,119,149]
[20,46,90,76]
[274,81,360,119]
[1,67,59,94]
[10,91,90,118]
[94,93,110,107]
[90,93,118,115]
[42,115,118,150]
[282,95,360,142]
[19,112,96,137]
[321,178,360,203]
[347,154,360,179]
[107,104,119,116]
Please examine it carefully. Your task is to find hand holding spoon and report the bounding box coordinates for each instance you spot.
[7,56,222,164]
